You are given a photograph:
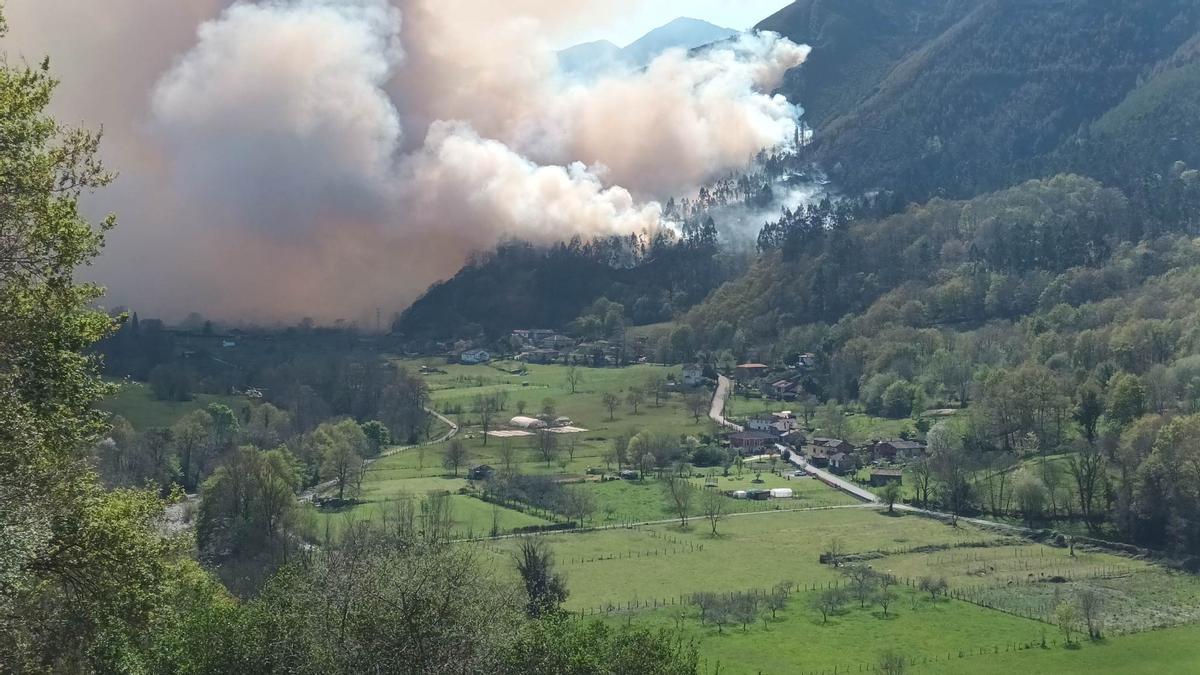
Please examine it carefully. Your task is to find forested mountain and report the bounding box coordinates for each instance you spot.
[759,0,1200,201]
[395,228,731,341]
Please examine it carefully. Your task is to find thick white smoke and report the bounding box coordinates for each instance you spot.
[4,0,808,322]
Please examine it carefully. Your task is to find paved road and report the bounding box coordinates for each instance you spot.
[709,375,744,431]
[784,453,879,503]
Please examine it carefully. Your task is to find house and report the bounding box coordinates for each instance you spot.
[541,334,575,350]
[806,448,830,468]
[681,364,705,387]
[771,379,800,398]
[796,353,818,370]
[509,416,547,430]
[810,438,855,454]
[735,363,770,380]
[828,452,859,475]
[869,468,904,487]
[747,415,783,433]
[619,469,640,481]
[461,349,491,365]
[874,439,927,462]
[467,465,496,481]
[517,349,559,364]
[727,431,778,453]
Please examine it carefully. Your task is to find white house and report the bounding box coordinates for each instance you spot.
[460,349,491,365]
[681,364,705,387]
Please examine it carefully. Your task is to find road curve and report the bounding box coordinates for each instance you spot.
[709,375,744,431]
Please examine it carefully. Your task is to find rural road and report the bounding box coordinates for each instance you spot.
[785,453,879,503]
[709,375,744,431]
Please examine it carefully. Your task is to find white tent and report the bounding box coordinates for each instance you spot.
[770,488,794,499]
[509,416,547,429]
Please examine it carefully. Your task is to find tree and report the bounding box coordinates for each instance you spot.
[669,325,696,363]
[767,582,791,618]
[1066,442,1107,533]
[843,565,880,608]
[1077,588,1104,640]
[515,538,568,618]
[918,576,948,600]
[498,438,518,475]
[880,481,902,513]
[1074,384,1104,446]
[541,398,557,418]
[206,403,240,451]
[815,401,848,439]
[172,410,212,491]
[316,419,368,500]
[442,438,469,477]
[910,459,934,508]
[878,650,907,675]
[626,386,645,414]
[685,391,709,422]
[1055,601,1081,645]
[475,394,499,445]
[602,392,620,420]
[559,488,596,527]
[566,365,583,394]
[811,588,846,624]
[197,445,301,558]
[731,593,760,632]
[701,488,727,535]
[360,420,391,457]
[647,374,669,407]
[536,429,559,466]
[874,588,898,616]
[663,476,695,527]
[824,537,846,566]
[1106,373,1147,431]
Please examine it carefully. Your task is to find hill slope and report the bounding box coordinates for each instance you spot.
[760,0,1200,200]
[558,17,735,75]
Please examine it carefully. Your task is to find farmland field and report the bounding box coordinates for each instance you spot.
[98,380,247,430]
[306,360,1200,673]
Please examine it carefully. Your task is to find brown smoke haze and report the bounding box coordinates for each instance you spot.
[4,0,807,323]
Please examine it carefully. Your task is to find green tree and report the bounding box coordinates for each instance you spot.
[315,419,368,500]
[360,420,391,456]
[1107,373,1147,430]
[0,19,206,667]
[515,538,568,618]
[1074,384,1105,446]
[880,481,902,513]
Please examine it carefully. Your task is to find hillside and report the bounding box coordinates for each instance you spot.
[558,17,735,75]
[760,0,1200,200]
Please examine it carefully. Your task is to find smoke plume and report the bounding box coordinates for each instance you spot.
[4,0,807,323]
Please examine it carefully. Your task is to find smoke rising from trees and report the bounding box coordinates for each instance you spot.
[5,0,807,322]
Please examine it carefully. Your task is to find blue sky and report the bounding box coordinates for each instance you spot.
[557,1,793,48]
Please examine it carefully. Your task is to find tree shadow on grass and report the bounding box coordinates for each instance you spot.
[870,611,901,620]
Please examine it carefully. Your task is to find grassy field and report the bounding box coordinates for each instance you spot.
[918,622,1200,674]
[309,359,1200,673]
[98,380,247,430]
[605,588,1051,675]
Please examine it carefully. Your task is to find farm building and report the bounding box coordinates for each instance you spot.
[769,488,794,499]
[869,468,904,487]
[460,349,491,365]
[681,364,705,387]
[828,452,859,475]
[873,439,927,462]
[509,416,547,430]
[728,431,778,452]
[467,465,496,481]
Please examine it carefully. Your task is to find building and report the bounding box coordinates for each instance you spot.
[806,448,830,468]
[771,379,800,399]
[467,465,496,481]
[681,364,705,387]
[727,431,778,453]
[828,452,859,475]
[509,416,547,430]
[810,438,855,454]
[460,349,491,365]
[517,349,559,364]
[746,415,783,433]
[869,468,904,487]
[874,439,927,462]
[735,363,770,381]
